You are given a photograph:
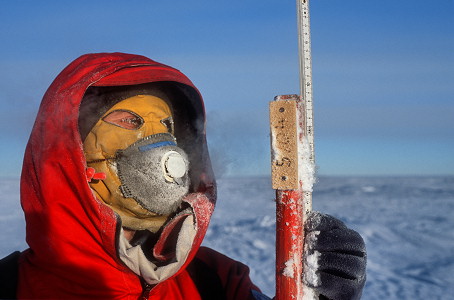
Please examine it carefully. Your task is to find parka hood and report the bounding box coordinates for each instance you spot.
[18,53,216,299]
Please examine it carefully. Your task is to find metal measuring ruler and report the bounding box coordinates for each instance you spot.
[297,0,314,213]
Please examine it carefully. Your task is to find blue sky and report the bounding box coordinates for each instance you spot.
[0,0,453,177]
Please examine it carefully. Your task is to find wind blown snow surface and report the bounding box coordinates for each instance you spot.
[1,176,454,299]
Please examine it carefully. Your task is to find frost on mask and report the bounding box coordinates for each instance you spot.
[117,132,190,216]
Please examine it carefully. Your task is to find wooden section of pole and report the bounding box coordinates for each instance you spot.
[270,98,299,190]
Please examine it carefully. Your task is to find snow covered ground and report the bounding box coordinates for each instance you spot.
[2,176,454,299]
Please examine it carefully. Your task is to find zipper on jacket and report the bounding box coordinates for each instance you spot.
[141,283,153,300]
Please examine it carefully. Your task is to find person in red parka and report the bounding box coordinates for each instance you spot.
[0,53,366,300]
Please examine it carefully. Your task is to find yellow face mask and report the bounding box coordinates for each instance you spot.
[83,95,175,232]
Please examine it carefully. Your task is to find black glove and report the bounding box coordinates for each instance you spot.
[303,211,366,300]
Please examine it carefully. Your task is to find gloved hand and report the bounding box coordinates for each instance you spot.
[303,211,366,300]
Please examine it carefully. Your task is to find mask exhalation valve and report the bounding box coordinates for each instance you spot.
[162,151,187,185]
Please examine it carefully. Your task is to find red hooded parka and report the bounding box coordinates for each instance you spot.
[18,53,259,299]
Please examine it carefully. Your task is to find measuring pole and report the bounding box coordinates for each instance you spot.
[297,0,315,173]
[270,1,315,299]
